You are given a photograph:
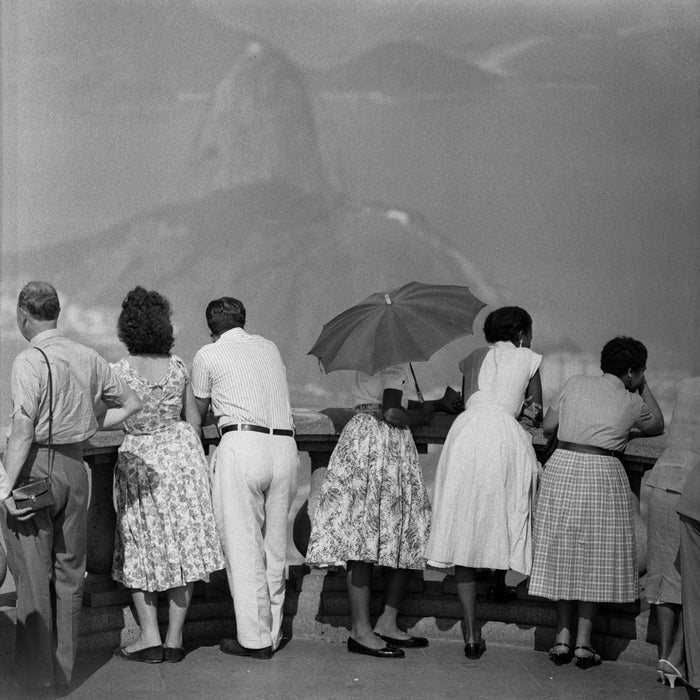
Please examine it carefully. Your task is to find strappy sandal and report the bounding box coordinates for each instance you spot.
[574,645,602,669]
[658,659,687,688]
[548,642,573,666]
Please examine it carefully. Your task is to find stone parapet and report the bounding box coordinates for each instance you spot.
[0,409,666,666]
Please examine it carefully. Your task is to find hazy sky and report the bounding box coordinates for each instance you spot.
[1,0,698,426]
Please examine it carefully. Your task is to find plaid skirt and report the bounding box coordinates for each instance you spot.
[528,448,638,602]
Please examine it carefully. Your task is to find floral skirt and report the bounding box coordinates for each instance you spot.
[112,421,225,591]
[305,409,431,570]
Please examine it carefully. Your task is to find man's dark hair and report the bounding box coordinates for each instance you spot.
[600,336,648,376]
[17,281,61,321]
[483,306,532,344]
[206,297,246,336]
[118,286,174,355]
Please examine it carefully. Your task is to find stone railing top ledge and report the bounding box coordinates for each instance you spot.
[77,408,665,462]
[82,408,338,455]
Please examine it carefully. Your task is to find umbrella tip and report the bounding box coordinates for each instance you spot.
[384,294,392,305]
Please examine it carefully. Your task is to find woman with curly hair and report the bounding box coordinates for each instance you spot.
[426,306,543,660]
[529,336,664,669]
[111,287,224,664]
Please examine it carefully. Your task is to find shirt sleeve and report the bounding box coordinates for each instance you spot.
[191,350,211,399]
[0,460,12,501]
[10,354,41,423]
[97,356,132,408]
[632,394,659,433]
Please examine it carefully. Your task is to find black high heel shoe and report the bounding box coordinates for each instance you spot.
[574,646,602,669]
[464,639,486,659]
[548,642,573,665]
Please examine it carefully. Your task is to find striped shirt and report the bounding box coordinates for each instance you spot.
[191,327,293,432]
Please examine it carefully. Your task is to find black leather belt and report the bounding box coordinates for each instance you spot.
[557,440,624,461]
[220,424,294,438]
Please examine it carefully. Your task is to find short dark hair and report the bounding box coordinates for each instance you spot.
[600,336,648,376]
[206,297,246,336]
[18,281,60,321]
[483,306,532,344]
[117,286,174,355]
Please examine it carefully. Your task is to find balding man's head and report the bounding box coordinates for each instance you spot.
[17,281,60,321]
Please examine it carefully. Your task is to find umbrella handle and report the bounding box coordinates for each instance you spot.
[409,363,425,403]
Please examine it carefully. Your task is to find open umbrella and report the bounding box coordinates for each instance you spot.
[308,281,486,397]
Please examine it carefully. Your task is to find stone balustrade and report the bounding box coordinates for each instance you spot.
[82,410,664,591]
[1,410,667,660]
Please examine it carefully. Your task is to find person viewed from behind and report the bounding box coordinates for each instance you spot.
[529,336,664,669]
[0,281,141,695]
[676,446,700,693]
[644,378,700,686]
[306,363,444,659]
[111,287,224,664]
[191,297,299,659]
[426,306,543,660]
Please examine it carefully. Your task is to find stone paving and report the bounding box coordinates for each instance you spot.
[2,637,698,700]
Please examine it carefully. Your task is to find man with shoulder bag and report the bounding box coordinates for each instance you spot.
[0,281,141,696]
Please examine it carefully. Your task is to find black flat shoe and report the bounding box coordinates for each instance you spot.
[163,647,185,663]
[219,638,272,659]
[464,639,486,659]
[376,634,429,648]
[548,642,573,666]
[113,645,163,663]
[574,646,602,669]
[347,636,405,658]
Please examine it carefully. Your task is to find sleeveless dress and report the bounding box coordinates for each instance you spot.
[305,365,431,570]
[426,342,541,575]
[111,355,225,591]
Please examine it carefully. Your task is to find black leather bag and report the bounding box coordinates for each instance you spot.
[11,348,56,513]
[12,477,54,512]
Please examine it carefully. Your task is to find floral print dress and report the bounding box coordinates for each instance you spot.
[111,355,224,591]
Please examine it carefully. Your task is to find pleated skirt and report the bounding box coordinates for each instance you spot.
[529,448,638,602]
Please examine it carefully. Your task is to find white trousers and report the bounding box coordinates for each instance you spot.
[211,431,298,649]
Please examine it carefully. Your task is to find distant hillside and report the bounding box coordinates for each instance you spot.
[308,41,498,96]
[2,37,495,406]
[187,41,331,201]
[1,183,491,406]
[493,29,699,94]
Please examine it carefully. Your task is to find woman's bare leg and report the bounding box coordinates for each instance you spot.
[347,560,385,649]
[374,568,411,640]
[126,589,162,652]
[164,583,194,649]
[455,566,480,644]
